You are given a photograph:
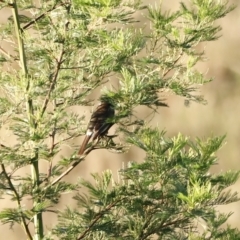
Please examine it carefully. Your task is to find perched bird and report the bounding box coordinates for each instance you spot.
[78,98,115,155]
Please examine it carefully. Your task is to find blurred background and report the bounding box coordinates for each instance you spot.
[0,0,240,238]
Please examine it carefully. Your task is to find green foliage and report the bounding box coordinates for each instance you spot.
[0,0,239,239]
[53,132,240,239]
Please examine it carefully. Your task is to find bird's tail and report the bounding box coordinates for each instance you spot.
[78,135,91,155]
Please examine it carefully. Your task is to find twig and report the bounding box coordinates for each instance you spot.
[162,50,183,78]
[39,49,65,118]
[77,198,124,240]
[52,133,82,148]
[47,124,56,180]
[49,158,83,186]
[47,146,94,188]
[45,134,115,188]
[1,164,33,240]
[22,3,62,30]
[39,16,71,118]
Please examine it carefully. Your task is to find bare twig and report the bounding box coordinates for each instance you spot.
[47,146,94,188]
[22,2,62,30]
[49,158,83,186]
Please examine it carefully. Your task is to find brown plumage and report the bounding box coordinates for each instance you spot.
[78,101,115,155]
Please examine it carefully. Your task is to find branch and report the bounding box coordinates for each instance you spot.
[77,198,124,240]
[22,2,63,30]
[47,113,57,180]
[1,164,33,240]
[39,16,71,118]
[47,146,94,188]
[162,50,183,78]
[39,48,65,118]
[53,133,82,149]
[45,134,118,187]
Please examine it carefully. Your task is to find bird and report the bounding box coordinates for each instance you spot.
[78,98,115,155]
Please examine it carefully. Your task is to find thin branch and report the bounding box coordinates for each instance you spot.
[0,144,32,178]
[47,117,56,180]
[59,66,84,69]
[161,217,189,228]
[46,136,118,193]
[49,158,84,186]
[162,51,183,78]
[47,146,94,188]
[39,10,71,119]
[39,49,65,118]
[52,133,82,148]
[22,2,62,30]
[138,214,154,240]
[1,164,33,240]
[77,198,124,240]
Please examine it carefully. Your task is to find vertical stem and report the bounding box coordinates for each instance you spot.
[11,0,27,75]
[31,152,43,240]
[11,0,43,239]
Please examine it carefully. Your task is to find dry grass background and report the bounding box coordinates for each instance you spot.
[0,0,240,238]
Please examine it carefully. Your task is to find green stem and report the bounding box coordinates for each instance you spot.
[11,0,27,75]
[11,1,43,239]
[31,152,43,240]
[11,0,35,127]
